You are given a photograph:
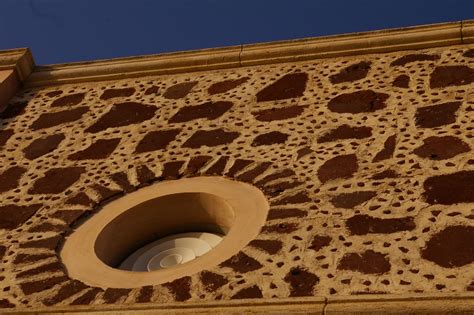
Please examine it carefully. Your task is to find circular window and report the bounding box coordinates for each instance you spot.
[61,177,269,288]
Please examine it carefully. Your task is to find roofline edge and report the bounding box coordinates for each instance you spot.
[21,20,474,87]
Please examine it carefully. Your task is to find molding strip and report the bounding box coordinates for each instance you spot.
[4,293,473,314]
[24,20,472,87]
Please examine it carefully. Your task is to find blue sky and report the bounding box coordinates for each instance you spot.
[1,0,473,65]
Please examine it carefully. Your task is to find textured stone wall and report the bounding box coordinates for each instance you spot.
[0,44,473,310]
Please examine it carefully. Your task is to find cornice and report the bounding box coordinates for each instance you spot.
[0,48,35,82]
[20,20,473,87]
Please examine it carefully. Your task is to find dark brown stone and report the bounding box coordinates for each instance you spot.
[183,129,239,148]
[46,90,63,97]
[163,277,191,301]
[0,166,26,193]
[236,162,272,183]
[0,204,42,230]
[252,105,306,122]
[249,239,283,254]
[297,146,313,160]
[100,87,135,100]
[346,215,415,235]
[160,161,185,179]
[267,208,307,220]
[0,246,5,261]
[372,135,396,162]
[284,267,319,297]
[17,262,63,278]
[20,236,61,250]
[309,235,332,251]
[135,129,181,153]
[252,131,288,146]
[66,192,94,207]
[328,90,389,113]
[0,299,15,308]
[136,165,156,186]
[51,210,85,225]
[273,191,311,205]
[430,66,474,88]
[338,250,391,274]
[467,282,474,291]
[1,101,27,119]
[185,155,212,176]
[0,130,13,148]
[51,93,86,107]
[23,134,65,160]
[144,85,160,95]
[330,61,371,84]
[220,252,263,273]
[103,288,131,303]
[86,102,157,133]
[256,72,308,102]
[392,75,410,88]
[421,225,474,268]
[136,286,153,303]
[20,276,68,295]
[414,136,470,160]
[318,125,372,143]
[226,159,253,177]
[423,171,474,205]
[256,169,295,186]
[29,167,85,194]
[204,156,228,175]
[28,222,65,233]
[163,82,197,99]
[109,172,134,193]
[169,101,232,123]
[331,191,376,209]
[31,107,88,130]
[262,222,299,234]
[231,285,263,299]
[200,271,228,292]
[263,181,303,197]
[68,138,120,160]
[14,253,55,264]
[208,77,249,95]
[415,102,461,128]
[463,49,474,58]
[371,169,399,179]
[91,184,122,202]
[317,154,358,183]
[390,54,439,66]
[42,280,89,306]
[70,288,102,305]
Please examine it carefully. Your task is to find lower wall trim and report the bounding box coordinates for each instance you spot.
[4,293,474,314]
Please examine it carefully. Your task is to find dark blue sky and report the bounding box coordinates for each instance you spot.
[1,0,473,65]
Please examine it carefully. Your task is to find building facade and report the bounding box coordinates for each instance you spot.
[0,21,473,314]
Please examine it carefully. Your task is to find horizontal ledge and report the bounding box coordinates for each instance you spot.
[326,293,474,314]
[5,293,474,314]
[24,20,471,87]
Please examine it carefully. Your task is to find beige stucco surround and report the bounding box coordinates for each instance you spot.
[61,177,269,288]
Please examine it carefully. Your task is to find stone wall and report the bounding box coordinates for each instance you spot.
[0,43,473,310]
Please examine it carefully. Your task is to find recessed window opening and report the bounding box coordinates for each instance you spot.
[94,192,234,272]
